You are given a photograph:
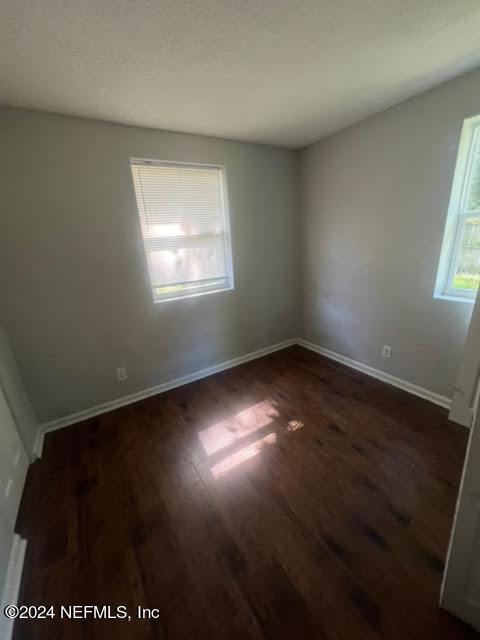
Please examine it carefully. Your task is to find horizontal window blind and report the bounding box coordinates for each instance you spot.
[130,160,233,302]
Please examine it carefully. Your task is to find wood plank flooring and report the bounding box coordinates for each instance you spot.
[14,345,475,639]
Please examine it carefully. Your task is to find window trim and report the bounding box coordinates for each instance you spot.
[130,157,235,304]
[435,116,480,303]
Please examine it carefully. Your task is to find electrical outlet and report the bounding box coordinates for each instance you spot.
[382,345,392,359]
[116,367,127,381]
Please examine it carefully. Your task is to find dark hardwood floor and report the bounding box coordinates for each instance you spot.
[14,345,475,639]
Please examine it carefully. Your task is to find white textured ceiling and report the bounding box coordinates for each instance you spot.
[1,1,480,148]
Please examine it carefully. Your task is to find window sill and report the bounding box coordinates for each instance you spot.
[434,292,475,304]
[154,284,234,304]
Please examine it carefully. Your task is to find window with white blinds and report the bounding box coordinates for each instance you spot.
[436,115,480,302]
[130,159,234,302]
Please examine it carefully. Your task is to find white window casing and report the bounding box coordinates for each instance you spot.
[435,115,480,302]
[130,159,234,303]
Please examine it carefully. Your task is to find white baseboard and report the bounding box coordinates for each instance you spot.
[297,338,452,410]
[38,338,297,450]
[448,388,474,428]
[35,336,457,455]
[0,535,27,640]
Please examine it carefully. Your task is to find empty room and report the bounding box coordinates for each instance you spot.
[2,1,480,638]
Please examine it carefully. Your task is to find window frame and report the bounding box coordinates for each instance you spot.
[435,116,480,303]
[130,157,235,304]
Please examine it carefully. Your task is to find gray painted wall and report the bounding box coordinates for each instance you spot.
[0,324,37,457]
[0,108,301,423]
[301,67,480,398]
[3,64,480,423]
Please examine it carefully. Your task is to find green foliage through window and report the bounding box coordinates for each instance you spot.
[467,141,480,211]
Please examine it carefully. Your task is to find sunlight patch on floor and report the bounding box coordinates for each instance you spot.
[286,419,304,432]
[210,432,277,479]
[199,400,279,456]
